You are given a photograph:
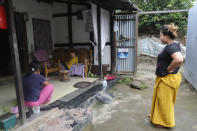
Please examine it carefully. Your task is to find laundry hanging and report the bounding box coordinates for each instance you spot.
[91,3,98,65]
[91,3,110,65]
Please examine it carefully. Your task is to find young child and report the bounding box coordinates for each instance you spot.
[65,50,78,69]
[22,61,54,107]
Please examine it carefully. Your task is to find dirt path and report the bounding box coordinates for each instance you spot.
[91,56,197,131]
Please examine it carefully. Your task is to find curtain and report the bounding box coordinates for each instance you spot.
[91,3,99,65]
[101,8,110,50]
[91,4,110,65]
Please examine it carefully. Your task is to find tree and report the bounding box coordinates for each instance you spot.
[131,0,195,36]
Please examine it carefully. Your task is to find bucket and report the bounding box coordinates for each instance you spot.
[32,107,40,114]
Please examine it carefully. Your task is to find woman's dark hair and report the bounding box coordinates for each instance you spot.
[160,23,178,40]
[70,50,75,54]
[26,61,41,76]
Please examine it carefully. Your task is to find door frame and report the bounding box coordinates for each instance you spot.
[114,14,137,75]
[14,12,29,73]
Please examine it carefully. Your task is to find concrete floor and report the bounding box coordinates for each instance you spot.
[0,77,16,114]
[2,56,197,131]
[0,75,97,115]
[91,57,197,131]
[49,76,97,103]
[91,84,197,131]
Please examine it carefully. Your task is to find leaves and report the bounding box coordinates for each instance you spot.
[118,77,133,85]
[131,0,195,35]
[88,72,99,78]
[0,106,11,114]
[139,82,148,89]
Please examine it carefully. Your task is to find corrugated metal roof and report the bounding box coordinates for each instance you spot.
[37,0,141,11]
[92,0,141,11]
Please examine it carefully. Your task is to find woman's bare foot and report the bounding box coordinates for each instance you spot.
[148,114,151,118]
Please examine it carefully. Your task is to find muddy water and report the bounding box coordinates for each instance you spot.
[87,84,197,131]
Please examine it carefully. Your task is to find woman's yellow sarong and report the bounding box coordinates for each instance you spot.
[150,73,181,127]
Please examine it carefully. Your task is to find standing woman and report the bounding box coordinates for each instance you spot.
[149,23,184,128]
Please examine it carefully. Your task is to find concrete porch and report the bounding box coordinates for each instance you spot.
[0,75,97,115]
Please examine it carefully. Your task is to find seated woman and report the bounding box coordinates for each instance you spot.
[22,61,54,107]
[65,50,78,70]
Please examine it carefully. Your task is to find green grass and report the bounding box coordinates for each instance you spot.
[0,106,11,114]
[0,101,17,115]
[118,76,148,90]
[88,72,99,78]
[118,77,133,86]
[139,82,148,89]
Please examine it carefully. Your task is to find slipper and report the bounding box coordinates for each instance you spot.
[26,108,33,118]
[153,124,164,128]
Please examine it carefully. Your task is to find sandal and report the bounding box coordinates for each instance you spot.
[153,124,164,128]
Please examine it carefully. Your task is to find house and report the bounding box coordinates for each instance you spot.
[0,0,140,125]
[184,4,197,90]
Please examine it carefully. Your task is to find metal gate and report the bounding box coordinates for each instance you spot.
[115,15,137,74]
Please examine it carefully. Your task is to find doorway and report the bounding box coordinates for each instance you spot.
[14,12,29,73]
[115,15,137,74]
[0,12,28,76]
[0,29,11,76]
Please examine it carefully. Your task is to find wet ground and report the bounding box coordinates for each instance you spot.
[90,56,197,131]
[12,56,197,131]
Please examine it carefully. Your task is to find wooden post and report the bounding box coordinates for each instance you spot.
[110,10,116,73]
[134,13,139,76]
[97,5,102,80]
[68,0,73,47]
[90,32,94,64]
[89,3,94,61]
[6,0,26,124]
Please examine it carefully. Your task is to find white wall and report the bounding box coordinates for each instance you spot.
[102,45,111,66]
[52,4,90,44]
[13,0,54,54]
[72,5,90,43]
[52,3,68,43]
[13,0,91,53]
[53,17,69,43]
[184,4,197,89]
[72,16,90,43]
[13,1,111,66]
